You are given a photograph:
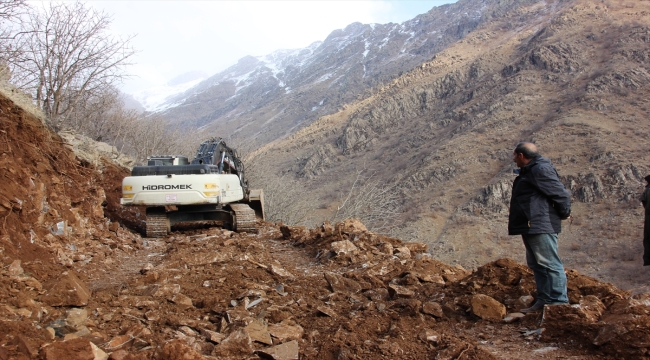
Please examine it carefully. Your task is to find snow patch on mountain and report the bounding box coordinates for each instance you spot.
[132,71,208,112]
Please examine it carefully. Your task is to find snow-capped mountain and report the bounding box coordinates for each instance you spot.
[133,71,208,112]
[156,0,490,145]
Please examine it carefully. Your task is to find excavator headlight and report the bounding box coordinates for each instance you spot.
[203,192,218,197]
[123,185,133,191]
[122,194,134,199]
[205,183,218,189]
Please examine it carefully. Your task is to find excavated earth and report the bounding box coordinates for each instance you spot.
[1,93,650,360]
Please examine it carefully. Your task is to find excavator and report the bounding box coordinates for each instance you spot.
[120,138,265,237]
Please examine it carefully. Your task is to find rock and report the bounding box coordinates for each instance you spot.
[0,344,8,360]
[471,294,506,321]
[246,297,264,309]
[269,264,295,279]
[503,313,525,323]
[159,339,205,360]
[143,271,160,284]
[20,276,43,290]
[140,263,154,274]
[40,271,91,307]
[200,329,226,344]
[416,273,445,284]
[378,242,393,255]
[8,260,23,276]
[104,334,134,352]
[213,329,254,358]
[331,240,358,256]
[392,299,422,315]
[245,318,273,345]
[515,295,535,311]
[107,350,129,360]
[12,307,32,318]
[542,301,601,330]
[254,340,299,360]
[399,273,420,286]
[14,335,38,358]
[533,346,559,354]
[324,272,361,293]
[274,284,288,296]
[418,329,440,344]
[394,246,411,259]
[71,326,91,338]
[42,338,108,360]
[388,284,415,298]
[185,251,230,266]
[593,323,629,346]
[63,333,79,341]
[64,308,88,331]
[178,326,197,337]
[280,225,309,241]
[170,294,193,307]
[280,225,292,239]
[336,219,367,233]
[403,242,428,254]
[148,284,180,297]
[108,222,120,233]
[316,306,337,317]
[579,295,606,320]
[422,302,444,318]
[268,323,304,342]
[363,289,390,301]
[90,342,109,360]
[320,221,335,236]
[132,337,150,350]
[145,310,159,322]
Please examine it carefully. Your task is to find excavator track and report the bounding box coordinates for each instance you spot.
[230,204,256,233]
[146,212,170,238]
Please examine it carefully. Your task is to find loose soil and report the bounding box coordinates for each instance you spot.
[0,92,648,359]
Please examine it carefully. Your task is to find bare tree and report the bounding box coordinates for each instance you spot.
[0,0,29,78]
[0,0,27,21]
[261,175,316,226]
[332,168,402,233]
[74,86,144,149]
[4,1,135,130]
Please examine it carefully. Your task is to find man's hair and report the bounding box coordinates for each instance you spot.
[514,142,540,159]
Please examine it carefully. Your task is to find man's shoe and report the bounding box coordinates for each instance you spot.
[520,301,545,314]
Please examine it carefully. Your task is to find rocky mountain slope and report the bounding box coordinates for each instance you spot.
[1,89,649,359]
[159,0,519,145]
[246,0,650,291]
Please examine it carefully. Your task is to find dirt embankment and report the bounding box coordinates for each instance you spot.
[1,91,650,359]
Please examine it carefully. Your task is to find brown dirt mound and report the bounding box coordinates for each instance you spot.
[0,92,649,359]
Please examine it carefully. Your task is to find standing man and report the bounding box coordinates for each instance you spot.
[642,175,650,266]
[509,142,572,313]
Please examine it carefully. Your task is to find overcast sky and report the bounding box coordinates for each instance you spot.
[83,1,457,94]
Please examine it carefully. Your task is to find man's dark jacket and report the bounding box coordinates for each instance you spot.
[508,156,571,235]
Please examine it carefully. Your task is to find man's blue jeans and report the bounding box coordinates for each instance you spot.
[521,233,568,304]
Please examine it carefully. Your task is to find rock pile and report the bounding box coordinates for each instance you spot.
[1,84,650,359]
